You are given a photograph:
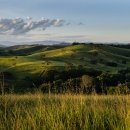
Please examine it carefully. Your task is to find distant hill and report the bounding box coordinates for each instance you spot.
[0,41,16,46]
[0,40,69,46]
[0,44,6,48]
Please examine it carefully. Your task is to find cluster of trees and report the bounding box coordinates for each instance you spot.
[1,66,130,94]
[30,66,130,94]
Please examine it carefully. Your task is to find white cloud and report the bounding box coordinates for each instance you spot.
[0,18,65,35]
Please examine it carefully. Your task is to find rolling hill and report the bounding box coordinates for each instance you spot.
[0,43,130,92]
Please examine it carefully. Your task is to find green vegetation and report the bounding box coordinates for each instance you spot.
[1,43,130,130]
[0,94,130,130]
[0,43,130,93]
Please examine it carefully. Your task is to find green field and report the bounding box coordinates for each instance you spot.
[0,94,130,130]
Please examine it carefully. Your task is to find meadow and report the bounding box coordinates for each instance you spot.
[0,94,130,130]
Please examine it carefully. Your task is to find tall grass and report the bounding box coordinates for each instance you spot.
[0,94,130,130]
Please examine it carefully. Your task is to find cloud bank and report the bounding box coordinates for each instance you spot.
[0,18,65,35]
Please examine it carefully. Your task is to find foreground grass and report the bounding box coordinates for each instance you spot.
[0,94,130,130]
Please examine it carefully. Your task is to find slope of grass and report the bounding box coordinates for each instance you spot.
[0,94,130,130]
[0,44,130,86]
[100,45,130,57]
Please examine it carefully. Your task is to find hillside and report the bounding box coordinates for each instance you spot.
[0,43,130,93]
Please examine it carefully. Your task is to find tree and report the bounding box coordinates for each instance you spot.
[81,75,94,94]
[97,73,111,93]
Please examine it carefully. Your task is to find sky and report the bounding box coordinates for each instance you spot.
[0,0,130,43]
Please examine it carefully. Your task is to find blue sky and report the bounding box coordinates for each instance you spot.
[0,0,130,43]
